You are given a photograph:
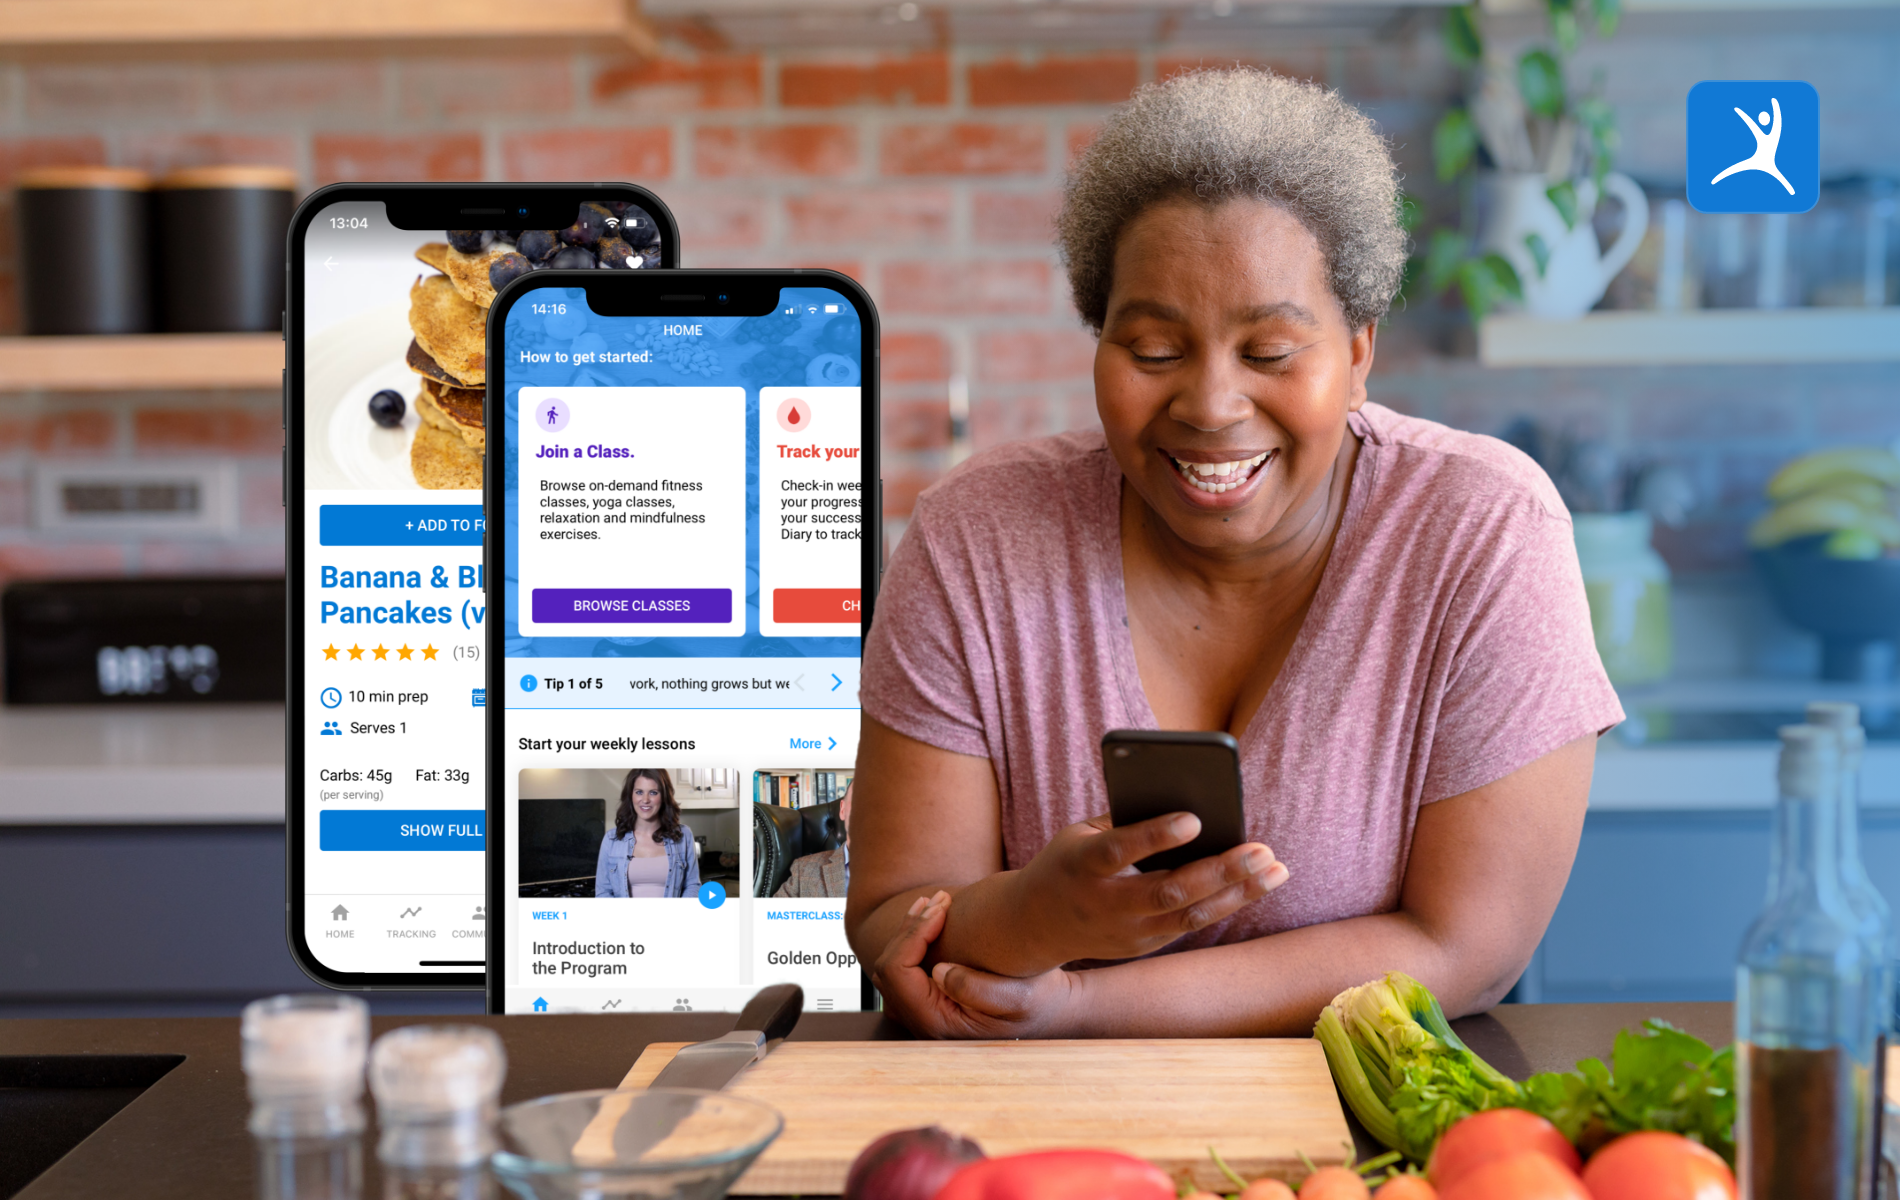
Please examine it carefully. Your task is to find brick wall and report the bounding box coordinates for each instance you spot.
[0,16,1892,587]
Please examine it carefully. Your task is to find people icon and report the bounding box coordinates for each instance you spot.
[1711,97,1795,196]
[319,720,342,736]
[671,998,692,1012]
[472,905,485,921]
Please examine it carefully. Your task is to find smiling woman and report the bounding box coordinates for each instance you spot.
[844,69,1624,1039]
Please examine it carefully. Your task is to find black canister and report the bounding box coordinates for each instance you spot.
[154,166,297,333]
[17,166,153,335]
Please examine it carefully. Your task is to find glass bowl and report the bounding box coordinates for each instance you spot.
[492,1088,782,1199]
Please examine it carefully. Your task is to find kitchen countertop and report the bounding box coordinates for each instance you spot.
[1,1001,1732,1198]
[0,705,283,824]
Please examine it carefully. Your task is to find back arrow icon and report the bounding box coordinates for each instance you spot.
[830,673,842,691]
[324,256,337,271]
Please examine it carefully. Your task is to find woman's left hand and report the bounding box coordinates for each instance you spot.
[871,890,1086,1039]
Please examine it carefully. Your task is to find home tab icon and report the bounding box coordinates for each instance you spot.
[331,905,348,921]
[532,997,548,1013]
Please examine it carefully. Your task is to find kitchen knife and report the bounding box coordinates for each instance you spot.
[572,984,805,1165]
[646,982,804,1091]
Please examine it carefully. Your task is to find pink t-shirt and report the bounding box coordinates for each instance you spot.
[861,402,1623,955]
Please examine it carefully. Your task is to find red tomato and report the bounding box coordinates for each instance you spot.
[1239,1179,1298,1200]
[1437,1151,1592,1200]
[1372,1176,1438,1200]
[1428,1109,1582,1188]
[1579,1132,1736,1200]
[934,1149,1175,1200]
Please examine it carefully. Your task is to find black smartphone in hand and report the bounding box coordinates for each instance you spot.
[1101,729,1245,873]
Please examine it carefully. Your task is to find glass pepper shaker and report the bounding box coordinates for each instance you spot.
[368,1025,506,1200]
[242,993,369,1200]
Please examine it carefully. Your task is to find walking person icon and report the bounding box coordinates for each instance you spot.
[1710,97,1795,195]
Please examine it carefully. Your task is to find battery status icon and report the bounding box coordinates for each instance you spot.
[824,304,839,313]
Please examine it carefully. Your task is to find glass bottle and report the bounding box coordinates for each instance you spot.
[1810,702,1898,1200]
[368,1025,506,1200]
[1738,725,1881,1199]
[243,994,369,1200]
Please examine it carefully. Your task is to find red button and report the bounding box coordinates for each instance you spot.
[773,588,861,623]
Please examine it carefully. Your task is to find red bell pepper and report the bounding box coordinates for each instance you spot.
[933,1149,1176,1200]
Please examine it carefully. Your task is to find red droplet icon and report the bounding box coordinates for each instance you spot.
[775,397,811,433]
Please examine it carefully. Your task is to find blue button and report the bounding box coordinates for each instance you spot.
[320,810,484,851]
[319,505,484,546]
[698,881,727,909]
[1686,80,1818,214]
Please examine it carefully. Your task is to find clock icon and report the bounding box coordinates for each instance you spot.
[320,687,342,709]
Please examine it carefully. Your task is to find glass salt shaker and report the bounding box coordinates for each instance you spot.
[243,993,370,1200]
[368,1025,506,1200]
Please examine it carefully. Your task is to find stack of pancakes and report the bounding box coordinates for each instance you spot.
[406,241,503,489]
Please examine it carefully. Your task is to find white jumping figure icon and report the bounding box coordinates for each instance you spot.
[1711,97,1795,195]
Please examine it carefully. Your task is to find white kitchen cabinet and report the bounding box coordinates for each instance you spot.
[673,768,740,806]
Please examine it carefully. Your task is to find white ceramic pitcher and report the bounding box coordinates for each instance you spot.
[1479,171,1650,319]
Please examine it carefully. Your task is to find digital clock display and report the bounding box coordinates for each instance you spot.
[329,216,371,229]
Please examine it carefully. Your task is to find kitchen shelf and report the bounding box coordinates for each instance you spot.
[0,0,657,53]
[0,333,281,392]
[1478,308,1900,367]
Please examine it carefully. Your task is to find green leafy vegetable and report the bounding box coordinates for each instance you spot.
[1315,977,1737,1169]
[1314,972,1521,1162]
[1516,1020,1737,1165]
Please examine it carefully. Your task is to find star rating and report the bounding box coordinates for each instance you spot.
[397,645,413,660]
[422,645,439,660]
[348,645,364,660]
[323,645,339,660]
[372,644,389,660]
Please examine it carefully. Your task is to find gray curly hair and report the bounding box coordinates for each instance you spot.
[1058,68,1406,332]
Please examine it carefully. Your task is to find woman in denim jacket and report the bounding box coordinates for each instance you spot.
[594,768,699,898]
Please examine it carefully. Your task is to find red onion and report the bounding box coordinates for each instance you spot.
[843,1126,987,1200]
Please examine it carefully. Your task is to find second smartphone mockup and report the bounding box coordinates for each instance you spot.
[484,270,879,1015]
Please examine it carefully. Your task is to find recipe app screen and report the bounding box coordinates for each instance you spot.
[298,199,661,976]
[499,286,866,1014]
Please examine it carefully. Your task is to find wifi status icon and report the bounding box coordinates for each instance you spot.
[604,215,621,230]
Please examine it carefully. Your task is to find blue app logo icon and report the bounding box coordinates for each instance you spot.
[1686,80,1818,214]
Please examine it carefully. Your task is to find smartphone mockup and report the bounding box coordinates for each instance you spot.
[484,269,877,1015]
[1102,729,1246,873]
[287,184,678,989]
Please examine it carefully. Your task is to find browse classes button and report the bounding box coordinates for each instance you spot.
[772,588,861,623]
[321,810,484,851]
[532,588,732,624]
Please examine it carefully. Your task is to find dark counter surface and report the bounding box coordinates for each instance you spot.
[2,1001,1731,1198]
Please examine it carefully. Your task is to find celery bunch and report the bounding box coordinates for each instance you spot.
[1313,972,1521,1162]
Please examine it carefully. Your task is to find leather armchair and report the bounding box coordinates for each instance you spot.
[752,799,845,899]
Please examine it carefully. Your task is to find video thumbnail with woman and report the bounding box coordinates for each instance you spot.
[516,767,742,899]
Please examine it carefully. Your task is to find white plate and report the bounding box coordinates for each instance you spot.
[304,302,474,491]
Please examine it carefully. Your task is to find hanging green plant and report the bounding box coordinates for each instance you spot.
[1418,0,1623,323]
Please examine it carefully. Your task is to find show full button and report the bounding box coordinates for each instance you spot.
[772,588,860,623]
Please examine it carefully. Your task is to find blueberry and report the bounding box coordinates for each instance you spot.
[603,200,629,217]
[368,389,406,428]
[447,230,492,254]
[500,229,524,243]
[549,246,596,270]
[517,229,559,262]
[489,251,531,291]
[639,245,662,269]
[596,237,640,269]
[559,202,611,247]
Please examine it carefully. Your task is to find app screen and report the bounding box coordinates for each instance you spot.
[499,286,866,1014]
[299,200,661,976]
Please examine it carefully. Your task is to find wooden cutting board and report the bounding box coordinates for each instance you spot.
[620,1039,1352,1194]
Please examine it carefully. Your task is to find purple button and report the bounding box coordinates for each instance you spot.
[531,588,732,624]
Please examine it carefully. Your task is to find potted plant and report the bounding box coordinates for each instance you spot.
[1424,0,1648,321]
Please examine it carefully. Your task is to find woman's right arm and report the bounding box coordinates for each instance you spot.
[845,717,1284,982]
